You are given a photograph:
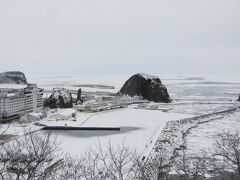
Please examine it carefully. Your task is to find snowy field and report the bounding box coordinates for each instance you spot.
[45,109,192,155]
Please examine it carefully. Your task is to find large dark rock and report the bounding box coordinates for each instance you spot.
[118,73,171,103]
[76,88,83,104]
[44,89,73,108]
[0,71,27,84]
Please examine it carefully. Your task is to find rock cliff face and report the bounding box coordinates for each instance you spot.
[76,88,83,104]
[44,89,73,108]
[0,71,27,84]
[118,73,171,103]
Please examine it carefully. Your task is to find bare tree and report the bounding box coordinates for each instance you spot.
[213,131,240,179]
[175,149,209,180]
[0,157,8,180]
[56,141,144,180]
[101,144,172,180]
[95,141,139,180]
[54,155,87,180]
[90,141,173,180]
[138,153,171,180]
[0,130,62,180]
[56,150,106,180]
[131,154,152,180]
[0,121,14,143]
[0,130,174,180]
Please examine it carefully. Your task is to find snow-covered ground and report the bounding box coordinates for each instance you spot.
[33,74,240,157]
[45,109,192,155]
[2,74,240,158]
[0,122,42,136]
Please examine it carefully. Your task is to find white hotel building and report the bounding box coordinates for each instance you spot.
[0,84,43,120]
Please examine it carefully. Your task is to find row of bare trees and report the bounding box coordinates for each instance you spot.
[0,131,147,180]
[0,130,240,180]
[173,131,240,180]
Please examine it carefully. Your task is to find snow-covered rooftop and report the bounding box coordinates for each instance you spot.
[49,108,76,117]
[28,112,42,117]
[0,84,27,90]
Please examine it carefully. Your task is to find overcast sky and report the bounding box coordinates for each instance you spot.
[0,0,239,75]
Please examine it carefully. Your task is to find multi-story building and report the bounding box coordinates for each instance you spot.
[0,84,43,120]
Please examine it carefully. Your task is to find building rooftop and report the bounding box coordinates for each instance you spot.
[50,108,76,117]
[0,84,27,90]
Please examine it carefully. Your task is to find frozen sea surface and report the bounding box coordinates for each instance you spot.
[185,109,240,155]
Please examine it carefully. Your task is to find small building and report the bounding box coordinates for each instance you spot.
[27,112,43,121]
[49,109,76,121]
[74,101,109,112]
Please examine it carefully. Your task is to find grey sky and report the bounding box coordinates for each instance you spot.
[0,0,239,75]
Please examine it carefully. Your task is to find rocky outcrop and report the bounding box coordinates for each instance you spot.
[76,88,83,104]
[118,73,171,103]
[44,88,73,108]
[0,71,27,84]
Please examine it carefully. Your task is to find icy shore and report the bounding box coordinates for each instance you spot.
[147,106,239,167]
